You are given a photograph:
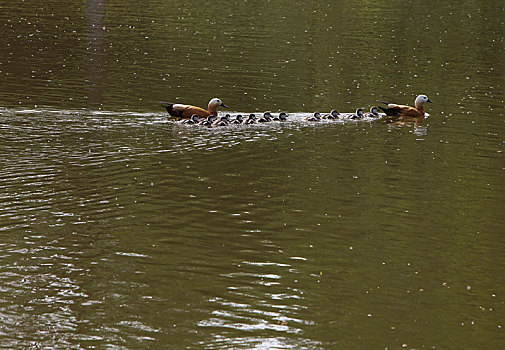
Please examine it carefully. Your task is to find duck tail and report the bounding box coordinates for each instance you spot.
[377,100,390,105]
[160,102,174,112]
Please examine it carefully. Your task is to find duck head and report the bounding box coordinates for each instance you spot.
[356,108,364,117]
[370,106,379,115]
[191,114,201,123]
[414,95,433,108]
[208,98,228,110]
[330,109,340,118]
[279,112,288,120]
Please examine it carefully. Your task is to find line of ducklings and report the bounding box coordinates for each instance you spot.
[179,111,289,126]
[305,107,381,121]
[177,107,381,127]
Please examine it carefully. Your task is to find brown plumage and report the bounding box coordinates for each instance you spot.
[160,98,228,119]
[377,95,433,117]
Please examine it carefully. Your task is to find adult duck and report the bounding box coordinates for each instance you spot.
[377,95,433,117]
[160,98,228,119]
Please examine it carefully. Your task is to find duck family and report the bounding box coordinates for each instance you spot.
[160,95,433,126]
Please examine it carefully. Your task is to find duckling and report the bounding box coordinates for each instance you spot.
[182,114,201,125]
[345,108,364,120]
[305,112,321,121]
[322,109,340,120]
[160,98,228,119]
[272,112,288,121]
[364,106,380,118]
[377,94,433,117]
[244,114,257,124]
[199,115,217,126]
[213,116,230,127]
[257,112,272,123]
[231,114,244,124]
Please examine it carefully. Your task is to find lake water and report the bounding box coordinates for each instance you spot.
[1,0,504,349]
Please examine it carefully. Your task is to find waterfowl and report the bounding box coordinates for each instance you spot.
[213,116,230,127]
[182,114,201,124]
[160,98,228,119]
[322,109,340,120]
[244,114,257,124]
[306,112,321,121]
[364,106,380,118]
[344,108,364,120]
[278,112,288,121]
[377,95,433,117]
[257,112,272,123]
[231,114,244,124]
[198,115,217,126]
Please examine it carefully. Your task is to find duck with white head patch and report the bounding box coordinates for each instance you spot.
[377,95,433,117]
[160,98,228,119]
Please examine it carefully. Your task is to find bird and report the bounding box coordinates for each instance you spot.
[364,106,380,118]
[160,98,228,119]
[231,114,244,124]
[343,108,364,120]
[257,112,272,123]
[182,114,201,125]
[244,114,257,124]
[305,112,321,121]
[322,109,340,120]
[212,115,230,127]
[377,95,433,117]
[198,115,217,126]
[278,112,288,121]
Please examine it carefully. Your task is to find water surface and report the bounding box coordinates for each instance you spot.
[1,0,505,349]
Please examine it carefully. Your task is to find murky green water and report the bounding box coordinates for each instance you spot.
[1,0,505,349]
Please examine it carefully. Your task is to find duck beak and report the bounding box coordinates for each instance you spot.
[220,102,228,108]
[427,99,434,103]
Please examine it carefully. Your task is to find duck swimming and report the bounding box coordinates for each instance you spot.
[244,114,257,124]
[364,106,380,118]
[377,95,433,117]
[323,109,340,120]
[213,115,230,127]
[306,112,321,121]
[257,112,272,123]
[278,112,288,121]
[160,98,228,119]
[344,108,364,120]
[231,114,244,124]
[198,115,217,126]
[182,114,201,125]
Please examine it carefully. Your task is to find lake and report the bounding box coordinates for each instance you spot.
[1,0,504,349]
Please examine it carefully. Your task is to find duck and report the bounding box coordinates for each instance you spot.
[257,112,272,123]
[322,109,340,120]
[198,115,217,126]
[244,114,257,124]
[377,95,433,117]
[346,108,364,120]
[305,112,321,121]
[271,112,288,121]
[212,115,230,127]
[182,114,201,125]
[160,98,228,119]
[363,106,380,118]
[231,114,244,124]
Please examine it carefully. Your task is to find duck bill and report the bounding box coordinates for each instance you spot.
[220,103,228,108]
[427,99,434,103]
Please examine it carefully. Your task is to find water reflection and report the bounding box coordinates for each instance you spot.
[85,0,107,108]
